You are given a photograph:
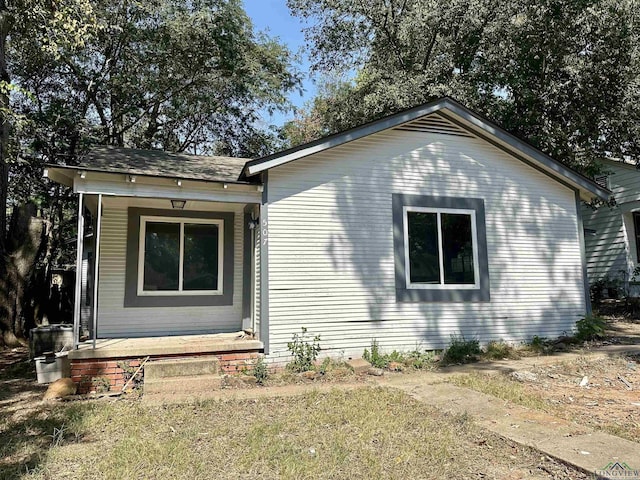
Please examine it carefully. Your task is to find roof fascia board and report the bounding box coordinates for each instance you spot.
[46,164,257,186]
[437,105,609,200]
[244,100,446,176]
[243,97,609,201]
[43,167,74,187]
[74,177,262,204]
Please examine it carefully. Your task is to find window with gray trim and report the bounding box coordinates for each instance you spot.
[393,194,490,302]
[124,208,234,308]
[139,217,224,295]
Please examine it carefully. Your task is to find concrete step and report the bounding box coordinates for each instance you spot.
[144,374,224,397]
[144,356,220,381]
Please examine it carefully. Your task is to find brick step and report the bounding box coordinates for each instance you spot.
[144,374,224,397]
[144,356,220,380]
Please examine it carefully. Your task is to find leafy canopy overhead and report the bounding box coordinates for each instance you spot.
[14,0,301,163]
[286,0,640,173]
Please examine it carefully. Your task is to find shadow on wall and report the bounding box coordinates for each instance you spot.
[320,131,584,352]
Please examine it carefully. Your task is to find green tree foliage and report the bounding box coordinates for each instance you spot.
[0,0,300,345]
[286,0,640,174]
[0,0,96,346]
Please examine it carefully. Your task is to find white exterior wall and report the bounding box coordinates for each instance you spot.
[582,161,640,288]
[96,197,245,337]
[266,128,586,360]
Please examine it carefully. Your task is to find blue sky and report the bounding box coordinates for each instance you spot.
[243,0,317,128]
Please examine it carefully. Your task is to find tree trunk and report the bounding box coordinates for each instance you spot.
[0,0,11,245]
[0,204,46,346]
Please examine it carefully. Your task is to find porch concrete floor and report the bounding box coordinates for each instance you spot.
[68,332,262,360]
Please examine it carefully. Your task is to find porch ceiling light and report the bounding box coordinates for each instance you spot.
[171,199,186,209]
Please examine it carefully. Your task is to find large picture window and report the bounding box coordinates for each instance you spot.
[124,208,234,308]
[138,217,224,296]
[404,207,479,289]
[393,194,490,302]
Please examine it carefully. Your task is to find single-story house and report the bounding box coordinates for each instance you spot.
[582,158,640,298]
[45,97,609,391]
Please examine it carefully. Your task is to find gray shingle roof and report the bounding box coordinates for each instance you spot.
[78,146,251,184]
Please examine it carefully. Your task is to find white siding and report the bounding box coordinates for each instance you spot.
[96,197,246,338]
[266,127,586,361]
[582,161,640,285]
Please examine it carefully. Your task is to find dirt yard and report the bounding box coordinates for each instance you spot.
[1,348,586,480]
[449,314,640,442]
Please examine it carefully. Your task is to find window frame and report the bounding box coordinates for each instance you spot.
[137,216,224,297]
[403,206,480,290]
[392,194,490,303]
[633,212,640,264]
[124,208,234,308]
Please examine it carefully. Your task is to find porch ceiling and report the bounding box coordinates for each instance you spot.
[68,332,263,360]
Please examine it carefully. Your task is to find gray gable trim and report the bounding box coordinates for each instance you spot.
[242,97,609,201]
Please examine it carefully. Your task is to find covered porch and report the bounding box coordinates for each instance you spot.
[68,331,263,360]
[44,147,267,392]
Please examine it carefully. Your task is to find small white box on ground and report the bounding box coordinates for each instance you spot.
[35,352,71,384]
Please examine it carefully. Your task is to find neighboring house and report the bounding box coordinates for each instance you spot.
[45,97,608,390]
[582,158,640,297]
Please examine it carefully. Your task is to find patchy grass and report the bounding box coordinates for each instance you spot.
[1,385,584,480]
[482,340,520,360]
[448,374,550,411]
[446,354,640,442]
[363,340,440,371]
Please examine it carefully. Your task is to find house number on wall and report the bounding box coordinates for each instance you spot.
[262,218,268,245]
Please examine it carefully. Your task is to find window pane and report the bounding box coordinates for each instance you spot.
[144,222,180,291]
[442,213,475,285]
[183,224,219,291]
[407,212,440,284]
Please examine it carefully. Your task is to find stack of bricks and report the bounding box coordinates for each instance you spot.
[70,351,260,394]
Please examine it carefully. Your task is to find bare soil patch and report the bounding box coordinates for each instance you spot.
[1,348,586,480]
[449,353,640,442]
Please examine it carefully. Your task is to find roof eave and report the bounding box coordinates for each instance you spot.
[243,97,609,201]
[45,163,258,186]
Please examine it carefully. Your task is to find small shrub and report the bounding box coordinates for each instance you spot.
[404,349,439,370]
[363,341,438,370]
[483,340,518,360]
[253,357,268,385]
[363,339,388,368]
[574,315,607,342]
[287,327,321,372]
[524,335,551,354]
[91,376,111,393]
[442,335,481,364]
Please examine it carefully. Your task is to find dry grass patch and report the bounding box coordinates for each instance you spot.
[447,354,640,442]
[1,387,584,480]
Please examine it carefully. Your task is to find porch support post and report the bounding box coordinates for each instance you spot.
[259,172,269,354]
[72,193,85,349]
[92,194,103,348]
[242,205,254,331]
